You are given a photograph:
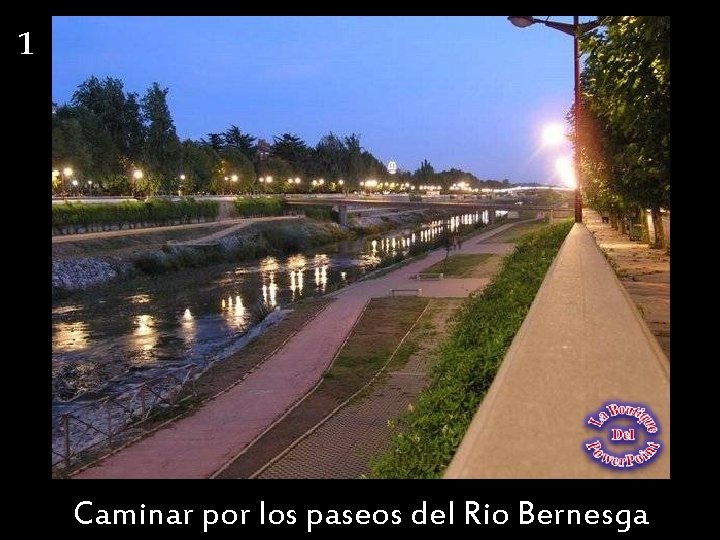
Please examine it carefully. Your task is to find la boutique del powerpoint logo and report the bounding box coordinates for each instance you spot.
[583,402,662,470]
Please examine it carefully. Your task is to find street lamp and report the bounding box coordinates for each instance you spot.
[88,180,93,196]
[61,167,73,197]
[132,169,143,197]
[508,16,599,223]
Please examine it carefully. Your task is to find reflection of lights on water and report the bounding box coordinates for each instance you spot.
[262,282,278,307]
[180,308,195,345]
[133,314,157,353]
[287,254,307,271]
[371,239,377,256]
[341,271,347,281]
[53,321,90,351]
[129,294,151,304]
[136,314,154,336]
[260,256,280,273]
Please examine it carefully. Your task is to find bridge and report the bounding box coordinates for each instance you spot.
[283,195,571,226]
[51,194,573,227]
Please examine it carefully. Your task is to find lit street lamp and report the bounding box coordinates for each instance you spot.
[88,180,93,196]
[132,169,143,197]
[508,16,599,223]
[61,167,73,197]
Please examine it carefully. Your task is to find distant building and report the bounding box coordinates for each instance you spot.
[256,139,271,161]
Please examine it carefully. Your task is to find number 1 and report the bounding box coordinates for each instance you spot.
[19,32,32,55]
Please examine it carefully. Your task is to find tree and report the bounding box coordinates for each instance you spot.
[344,133,363,186]
[580,16,670,247]
[415,159,435,183]
[142,82,182,191]
[271,133,310,175]
[181,139,219,194]
[72,76,144,167]
[214,147,255,194]
[224,125,256,161]
[312,132,346,181]
[204,133,225,152]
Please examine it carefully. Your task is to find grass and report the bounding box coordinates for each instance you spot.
[421,253,495,277]
[324,297,429,392]
[487,219,549,242]
[369,219,573,478]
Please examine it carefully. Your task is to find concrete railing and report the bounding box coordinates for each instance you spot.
[444,224,670,478]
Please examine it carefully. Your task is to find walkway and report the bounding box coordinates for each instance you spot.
[74,221,525,478]
[52,216,299,244]
[583,209,670,359]
[445,223,670,478]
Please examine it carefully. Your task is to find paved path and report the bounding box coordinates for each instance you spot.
[255,300,461,479]
[445,222,670,478]
[75,221,526,478]
[52,216,299,244]
[583,210,670,360]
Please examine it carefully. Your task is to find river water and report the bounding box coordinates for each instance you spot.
[51,211,496,462]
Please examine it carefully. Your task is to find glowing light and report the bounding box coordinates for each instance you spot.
[542,123,566,146]
[183,308,193,320]
[555,156,577,188]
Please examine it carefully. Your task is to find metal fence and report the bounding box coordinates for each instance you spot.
[52,363,200,475]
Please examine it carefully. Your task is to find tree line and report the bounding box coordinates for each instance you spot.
[53,76,509,197]
[577,16,670,248]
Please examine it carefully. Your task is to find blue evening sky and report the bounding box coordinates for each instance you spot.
[52,16,590,184]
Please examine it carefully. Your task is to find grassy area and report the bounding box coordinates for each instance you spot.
[214,295,430,478]
[421,253,494,277]
[369,220,573,478]
[488,219,550,242]
[324,297,429,391]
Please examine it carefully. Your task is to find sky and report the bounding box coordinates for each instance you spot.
[52,16,589,185]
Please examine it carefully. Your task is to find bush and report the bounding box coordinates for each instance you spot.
[233,196,286,217]
[52,198,219,228]
[370,220,573,478]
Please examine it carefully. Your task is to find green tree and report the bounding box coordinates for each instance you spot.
[224,125,256,161]
[72,76,144,166]
[414,159,435,184]
[272,133,310,176]
[214,147,255,194]
[344,133,363,187]
[181,139,219,194]
[580,16,670,247]
[142,82,181,191]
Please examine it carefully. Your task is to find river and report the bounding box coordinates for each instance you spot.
[51,211,496,465]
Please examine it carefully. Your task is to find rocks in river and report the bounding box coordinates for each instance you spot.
[52,257,132,293]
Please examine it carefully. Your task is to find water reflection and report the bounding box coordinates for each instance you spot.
[53,321,90,351]
[131,314,158,364]
[52,210,490,401]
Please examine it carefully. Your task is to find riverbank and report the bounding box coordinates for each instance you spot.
[52,208,469,294]
[71,219,537,478]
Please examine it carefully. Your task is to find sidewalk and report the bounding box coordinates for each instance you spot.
[74,221,525,478]
[445,222,670,478]
[583,209,670,360]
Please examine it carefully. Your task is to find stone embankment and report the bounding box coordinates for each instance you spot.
[52,257,134,292]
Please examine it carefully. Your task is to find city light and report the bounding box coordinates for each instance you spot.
[542,123,566,146]
[555,156,577,188]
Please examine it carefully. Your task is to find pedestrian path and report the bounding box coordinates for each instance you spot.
[74,221,526,478]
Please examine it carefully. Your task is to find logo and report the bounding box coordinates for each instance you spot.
[583,402,662,470]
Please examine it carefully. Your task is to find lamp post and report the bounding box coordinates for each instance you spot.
[132,169,143,197]
[61,167,73,197]
[508,16,599,223]
[88,180,93,197]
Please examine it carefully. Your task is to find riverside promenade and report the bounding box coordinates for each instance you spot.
[445,220,670,479]
[75,222,523,478]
